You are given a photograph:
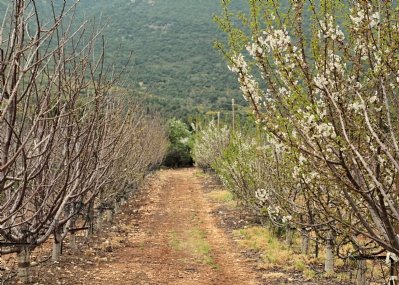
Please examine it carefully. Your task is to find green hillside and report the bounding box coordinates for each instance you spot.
[74,0,251,120]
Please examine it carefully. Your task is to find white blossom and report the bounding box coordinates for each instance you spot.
[298,153,306,165]
[317,14,345,42]
[282,215,292,223]
[258,27,291,52]
[246,42,263,58]
[180,137,189,144]
[348,101,364,112]
[369,95,378,104]
[369,12,380,28]
[350,9,366,29]
[314,74,329,88]
[255,188,270,203]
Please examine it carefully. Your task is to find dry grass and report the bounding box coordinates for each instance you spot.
[234,226,328,278]
[234,227,294,267]
[110,236,125,249]
[261,272,290,280]
[118,223,135,233]
[84,248,94,256]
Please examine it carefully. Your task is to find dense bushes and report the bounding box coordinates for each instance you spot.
[163,118,193,167]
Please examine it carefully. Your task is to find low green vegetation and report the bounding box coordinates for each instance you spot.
[168,227,215,266]
[303,269,315,281]
[195,171,207,178]
[207,190,233,203]
[169,229,181,249]
[294,260,306,271]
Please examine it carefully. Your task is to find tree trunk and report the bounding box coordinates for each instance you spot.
[301,229,309,254]
[69,220,78,251]
[120,197,127,206]
[97,209,103,231]
[285,224,292,246]
[69,231,77,251]
[85,200,95,239]
[356,259,367,285]
[17,247,32,283]
[114,200,120,213]
[52,226,63,262]
[106,209,114,223]
[324,232,334,273]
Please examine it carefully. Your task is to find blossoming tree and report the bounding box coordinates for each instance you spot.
[215,0,399,258]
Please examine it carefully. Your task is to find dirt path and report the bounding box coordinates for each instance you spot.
[86,167,258,285]
[32,168,256,285]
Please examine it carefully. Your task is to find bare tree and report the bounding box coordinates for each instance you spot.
[0,0,168,282]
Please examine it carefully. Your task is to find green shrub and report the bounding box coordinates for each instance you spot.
[163,118,193,167]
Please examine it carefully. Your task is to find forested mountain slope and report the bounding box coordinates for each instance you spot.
[10,0,250,119]
[81,0,250,119]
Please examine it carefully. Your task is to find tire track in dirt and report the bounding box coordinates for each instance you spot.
[88,168,259,284]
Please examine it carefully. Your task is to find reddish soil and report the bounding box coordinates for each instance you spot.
[2,168,361,284]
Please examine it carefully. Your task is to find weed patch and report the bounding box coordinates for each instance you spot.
[169,229,181,249]
[195,171,207,178]
[234,226,315,275]
[304,269,315,280]
[208,190,233,203]
[168,227,214,265]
